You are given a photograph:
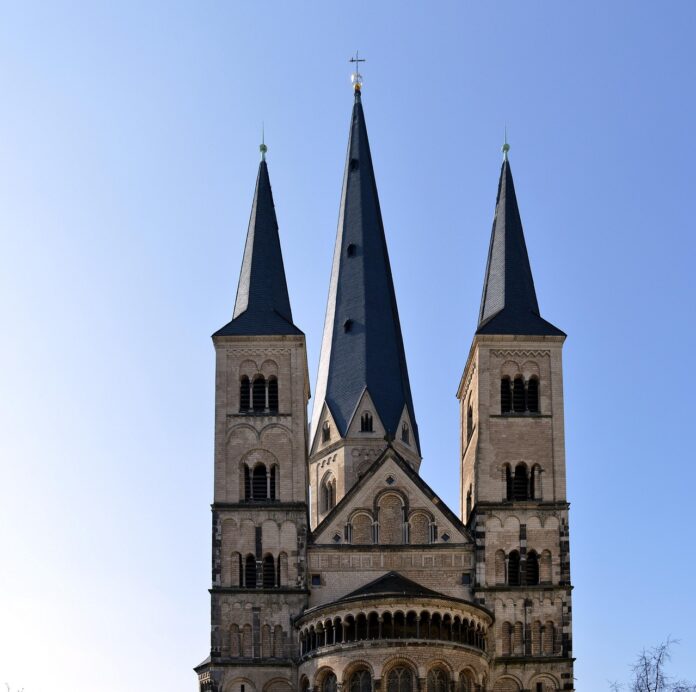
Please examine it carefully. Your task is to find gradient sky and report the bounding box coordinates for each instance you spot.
[1,3,695,691]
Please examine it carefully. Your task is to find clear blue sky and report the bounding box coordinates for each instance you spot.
[1,2,694,690]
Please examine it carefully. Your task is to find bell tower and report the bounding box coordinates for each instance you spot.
[458,149,574,690]
[196,148,310,692]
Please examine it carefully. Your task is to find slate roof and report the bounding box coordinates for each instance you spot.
[214,159,302,337]
[477,159,565,337]
[342,571,442,600]
[310,90,420,451]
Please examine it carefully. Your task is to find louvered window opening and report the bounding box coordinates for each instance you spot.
[361,412,373,432]
[501,376,541,414]
[244,464,277,501]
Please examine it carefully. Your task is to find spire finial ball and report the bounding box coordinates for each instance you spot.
[502,141,510,160]
[260,142,267,161]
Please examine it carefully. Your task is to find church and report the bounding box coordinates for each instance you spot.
[194,69,575,692]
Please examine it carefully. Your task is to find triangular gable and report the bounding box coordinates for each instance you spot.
[392,403,418,459]
[312,446,471,545]
[345,388,386,438]
[309,401,340,457]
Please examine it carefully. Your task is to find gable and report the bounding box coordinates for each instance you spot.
[312,448,470,546]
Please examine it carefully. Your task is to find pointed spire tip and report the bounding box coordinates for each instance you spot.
[260,122,267,161]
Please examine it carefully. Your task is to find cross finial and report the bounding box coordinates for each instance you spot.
[349,51,366,92]
[259,122,267,161]
[502,125,510,161]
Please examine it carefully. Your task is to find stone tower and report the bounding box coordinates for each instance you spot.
[458,155,574,690]
[196,155,311,692]
[308,87,421,528]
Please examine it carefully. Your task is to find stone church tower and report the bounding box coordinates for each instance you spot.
[195,76,575,692]
[457,152,573,691]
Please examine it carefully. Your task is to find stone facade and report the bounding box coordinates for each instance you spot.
[196,329,574,692]
[195,90,574,692]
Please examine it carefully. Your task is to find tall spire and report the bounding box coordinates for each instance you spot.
[311,87,420,452]
[214,154,301,336]
[477,155,564,336]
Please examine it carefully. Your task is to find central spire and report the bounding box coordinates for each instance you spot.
[310,86,420,454]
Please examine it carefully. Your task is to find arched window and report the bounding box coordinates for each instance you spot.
[268,376,278,412]
[527,376,539,412]
[501,377,512,413]
[322,673,338,692]
[513,463,529,500]
[320,475,336,514]
[262,554,275,588]
[349,669,372,692]
[322,421,331,443]
[459,670,476,692]
[252,464,268,500]
[387,667,414,692]
[401,423,409,444]
[513,377,526,412]
[239,376,250,411]
[252,375,266,412]
[526,550,540,585]
[301,679,310,692]
[427,668,449,692]
[244,554,256,588]
[360,412,373,432]
[508,550,521,586]
[466,486,472,518]
[466,405,473,441]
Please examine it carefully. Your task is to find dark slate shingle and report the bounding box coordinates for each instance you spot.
[477,159,564,337]
[312,91,420,451]
[214,160,302,337]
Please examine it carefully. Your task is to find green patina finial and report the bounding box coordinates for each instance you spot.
[502,126,510,161]
[260,122,267,161]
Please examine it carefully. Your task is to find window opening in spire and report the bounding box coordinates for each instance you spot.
[401,423,409,444]
[360,412,373,432]
[322,421,331,443]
